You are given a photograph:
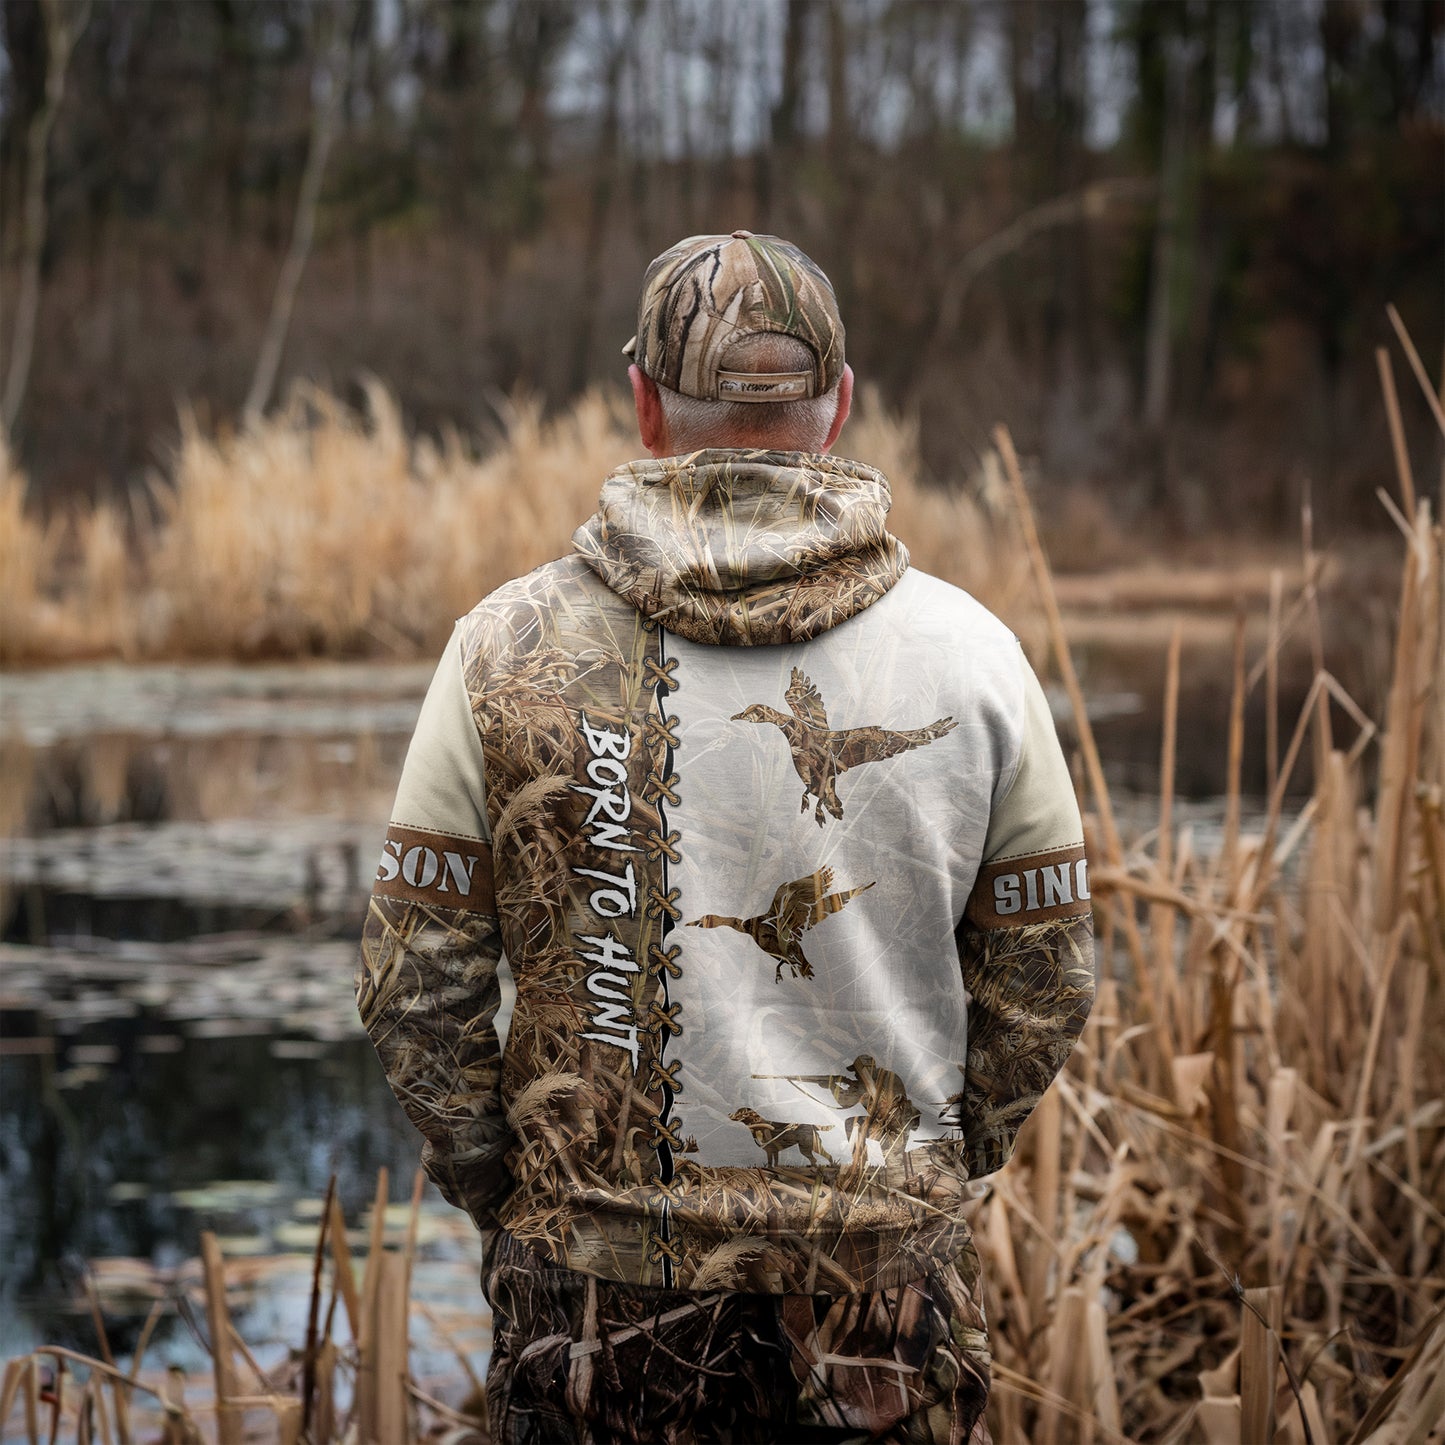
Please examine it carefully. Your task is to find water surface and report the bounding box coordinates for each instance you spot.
[1,661,490,1377]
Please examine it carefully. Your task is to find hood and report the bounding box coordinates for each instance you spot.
[572,449,909,646]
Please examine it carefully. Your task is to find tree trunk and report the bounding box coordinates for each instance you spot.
[1143,37,1191,434]
[568,2,636,397]
[757,0,811,228]
[1044,0,1086,378]
[2,0,90,437]
[824,0,855,317]
[1007,0,1040,192]
[244,4,351,424]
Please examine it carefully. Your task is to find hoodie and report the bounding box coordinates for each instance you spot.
[356,448,1094,1295]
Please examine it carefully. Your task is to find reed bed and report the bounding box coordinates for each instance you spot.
[0,384,1028,665]
[972,385,1444,1442]
[0,1171,488,1445]
[3,334,1442,1443]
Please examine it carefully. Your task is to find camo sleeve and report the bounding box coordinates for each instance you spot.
[356,624,512,1227]
[953,658,1095,1179]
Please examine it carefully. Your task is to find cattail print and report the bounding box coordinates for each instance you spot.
[947,915,1095,1179]
[485,1230,991,1443]
[572,451,908,646]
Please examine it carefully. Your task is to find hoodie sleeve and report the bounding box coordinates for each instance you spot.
[952,657,1096,1179]
[355,623,512,1227]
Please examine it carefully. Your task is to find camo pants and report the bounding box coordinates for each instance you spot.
[483,1232,992,1445]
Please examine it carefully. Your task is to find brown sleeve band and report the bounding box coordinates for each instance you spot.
[372,823,496,915]
[965,843,1091,931]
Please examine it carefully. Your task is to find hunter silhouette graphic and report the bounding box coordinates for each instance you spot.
[756,1055,923,1175]
[728,1107,836,1167]
[831,1054,922,1172]
[687,867,874,981]
[733,668,958,824]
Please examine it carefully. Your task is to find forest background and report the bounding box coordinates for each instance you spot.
[2,0,1442,535]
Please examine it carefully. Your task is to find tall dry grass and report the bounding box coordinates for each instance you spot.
[0,383,1027,664]
[966,403,1444,1443]
[0,1171,488,1445]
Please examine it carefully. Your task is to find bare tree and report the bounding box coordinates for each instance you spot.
[917,177,1155,385]
[1142,38,1184,434]
[2,0,90,436]
[755,0,814,224]
[568,0,642,396]
[244,2,353,424]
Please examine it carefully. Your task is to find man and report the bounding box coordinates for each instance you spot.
[356,231,1095,1444]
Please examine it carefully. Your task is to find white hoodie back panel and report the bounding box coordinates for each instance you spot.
[665,569,1022,1169]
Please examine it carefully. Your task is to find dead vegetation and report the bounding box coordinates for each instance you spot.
[0,1171,487,1444]
[2,335,1442,1442]
[969,361,1444,1441]
[0,383,1028,666]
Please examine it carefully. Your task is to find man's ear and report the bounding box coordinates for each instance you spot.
[821,364,854,453]
[630,365,670,458]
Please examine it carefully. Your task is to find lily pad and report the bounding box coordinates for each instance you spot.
[172,1179,285,1211]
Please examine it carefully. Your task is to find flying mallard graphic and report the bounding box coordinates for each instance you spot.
[688,867,873,982]
[733,668,957,825]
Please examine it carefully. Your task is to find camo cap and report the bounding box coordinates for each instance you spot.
[624,231,845,403]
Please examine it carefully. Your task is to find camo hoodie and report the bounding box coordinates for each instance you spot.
[356,448,1094,1296]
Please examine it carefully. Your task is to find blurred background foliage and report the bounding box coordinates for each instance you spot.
[0,0,1441,532]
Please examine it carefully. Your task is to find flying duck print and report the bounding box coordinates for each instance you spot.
[733,668,958,825]
[687,867,874,982]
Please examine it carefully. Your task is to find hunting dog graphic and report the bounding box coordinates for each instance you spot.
[729,1107,836,1167]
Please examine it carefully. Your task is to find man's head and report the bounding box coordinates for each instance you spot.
[625,230,854,458]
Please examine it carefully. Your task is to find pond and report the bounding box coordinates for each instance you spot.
[0,661,492,1383]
